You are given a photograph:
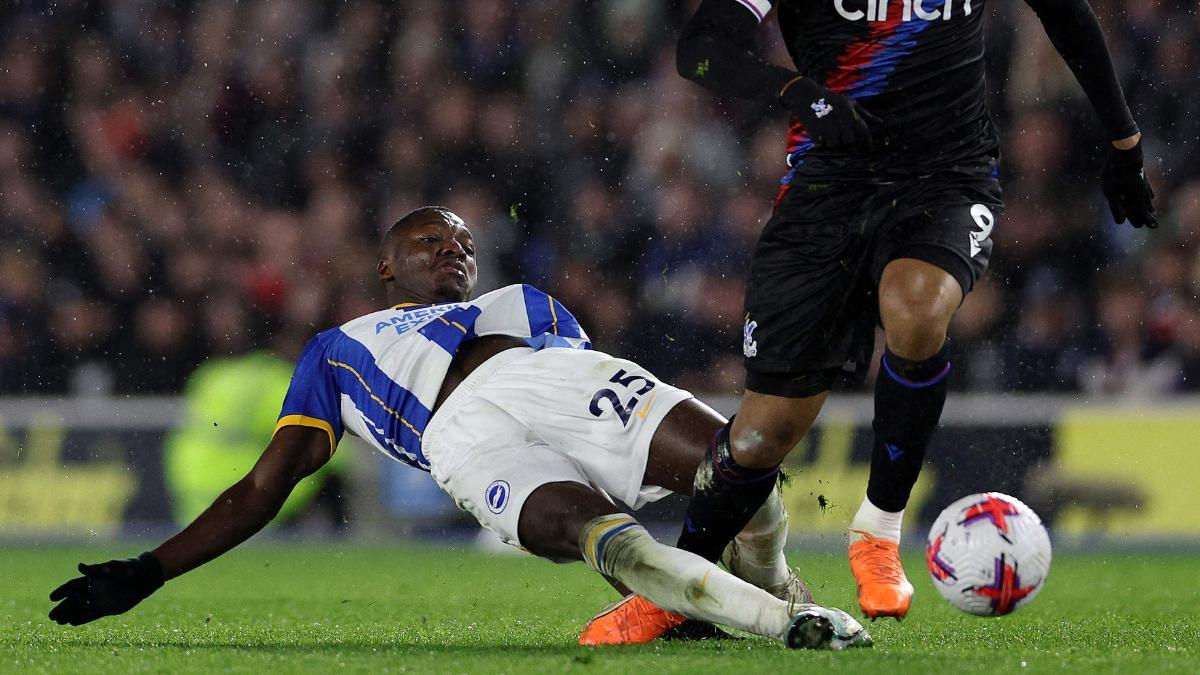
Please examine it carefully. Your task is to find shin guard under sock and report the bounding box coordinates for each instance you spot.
[865,348,950,513]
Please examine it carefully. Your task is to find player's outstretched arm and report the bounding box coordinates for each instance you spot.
[677,0,876,148]
[48,426,332,626]
[1023,0,1156,227]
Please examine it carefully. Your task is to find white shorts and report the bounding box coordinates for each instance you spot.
[421,347,695,546]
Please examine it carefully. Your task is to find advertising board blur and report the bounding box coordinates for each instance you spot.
[1,397,1198,539]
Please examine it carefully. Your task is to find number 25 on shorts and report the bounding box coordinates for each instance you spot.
[589,368,657,427]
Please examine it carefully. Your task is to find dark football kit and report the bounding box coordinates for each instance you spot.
[678,0,1139,396]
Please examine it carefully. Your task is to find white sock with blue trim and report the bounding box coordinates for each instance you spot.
[580,514,793,641]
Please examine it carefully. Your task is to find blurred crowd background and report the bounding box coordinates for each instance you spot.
[2,0,1199,398]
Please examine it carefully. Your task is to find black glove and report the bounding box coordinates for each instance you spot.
[778,76,879,150]
[1100,140,1157,228]
[49,552,165,626]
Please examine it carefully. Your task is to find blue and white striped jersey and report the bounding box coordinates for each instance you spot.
[274,284,590,469]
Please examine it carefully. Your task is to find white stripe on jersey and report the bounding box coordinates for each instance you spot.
[318,284,590,469]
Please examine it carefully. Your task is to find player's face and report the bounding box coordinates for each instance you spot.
[384,212,478,303]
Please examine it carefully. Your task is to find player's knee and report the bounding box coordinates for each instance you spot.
[518,509,581,562]
[880,292,955,359]
[886,320,948,360]
[879,259,962,359]
[519,482,621,563]
[729,418,806,467]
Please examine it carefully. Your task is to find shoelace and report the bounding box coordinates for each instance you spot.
[780,568,813,615]
[849,530,905,585]
[784,571,802,615]
[728,540,813,612]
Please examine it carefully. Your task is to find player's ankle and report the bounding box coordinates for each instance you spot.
[849,498,903,543]
[760,553,793,591]
[729,545,790,590]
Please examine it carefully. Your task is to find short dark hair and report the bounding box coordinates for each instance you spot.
[379,206,456,257]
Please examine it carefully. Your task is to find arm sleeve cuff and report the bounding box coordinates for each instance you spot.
[274,415,337,457]
[730,0,773,22]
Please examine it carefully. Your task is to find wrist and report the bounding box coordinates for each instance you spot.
[777,74,807,99]
[1107,138,1143,167]
[137,551,167,588]
[777,75,823,114]
[1112,132,1140,151]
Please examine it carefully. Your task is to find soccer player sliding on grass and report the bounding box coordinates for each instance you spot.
[48,207,871,650]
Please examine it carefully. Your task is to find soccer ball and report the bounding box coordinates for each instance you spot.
[925,492,1052,616]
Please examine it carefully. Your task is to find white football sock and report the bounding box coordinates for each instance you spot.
[581,514,793,641]
[848,497,904,543]
[729,487,791,590]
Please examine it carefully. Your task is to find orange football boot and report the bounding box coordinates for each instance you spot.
[578,594,687,645]
[848,530,914,620]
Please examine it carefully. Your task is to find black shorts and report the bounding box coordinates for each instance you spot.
[743,168,1003,397]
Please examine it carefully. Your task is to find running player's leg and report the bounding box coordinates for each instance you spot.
[673,390,826,563]
[858,257,960,535]
[672,187,874,566]
[849,180,1001,619]
[518,481,868,649]
[845,258,959,619]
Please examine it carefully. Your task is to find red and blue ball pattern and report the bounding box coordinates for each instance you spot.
[926,491,1052,616]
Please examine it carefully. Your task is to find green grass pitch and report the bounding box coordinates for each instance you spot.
[3,543,1196,673]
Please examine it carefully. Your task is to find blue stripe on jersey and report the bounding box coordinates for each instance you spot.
[277,328,346,444]
[551,298,584,339]
[325,332,432,469]
[842,20,934,100]
[417,306,481,354]
[781,137,815,186]
[521,284,585,340]
[524,333,591,350]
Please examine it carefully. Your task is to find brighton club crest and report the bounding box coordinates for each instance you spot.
[485,480,510,514]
